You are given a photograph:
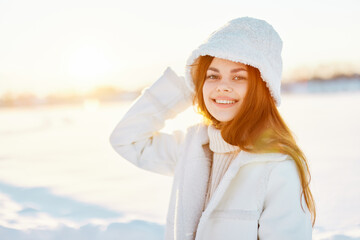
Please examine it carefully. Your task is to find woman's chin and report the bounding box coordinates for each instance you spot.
[213,115,234,123]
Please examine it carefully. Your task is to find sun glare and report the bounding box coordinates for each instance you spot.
[67,45,113,89]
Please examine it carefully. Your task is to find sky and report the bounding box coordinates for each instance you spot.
[0,0,359,97]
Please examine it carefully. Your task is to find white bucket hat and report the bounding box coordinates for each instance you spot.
[185,16,283,106]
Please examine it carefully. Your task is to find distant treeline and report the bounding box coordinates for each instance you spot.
[1,74,360,108]
[282,74,360,93]
[0,86,141,108]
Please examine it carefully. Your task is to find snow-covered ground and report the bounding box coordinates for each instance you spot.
[0,92,359,240]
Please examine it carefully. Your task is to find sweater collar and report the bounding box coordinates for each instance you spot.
[207,125,240,154]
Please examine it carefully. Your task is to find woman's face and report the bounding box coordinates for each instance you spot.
[202,57,249,123]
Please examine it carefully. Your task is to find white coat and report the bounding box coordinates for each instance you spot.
[109,67,313,240]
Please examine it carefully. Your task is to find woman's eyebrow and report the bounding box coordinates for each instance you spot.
[231,68,247,73]
[208,67,219,72]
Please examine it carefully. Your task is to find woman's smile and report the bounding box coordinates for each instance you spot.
[211,96,239,108]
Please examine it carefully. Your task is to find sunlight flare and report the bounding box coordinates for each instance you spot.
[67,45,113,88]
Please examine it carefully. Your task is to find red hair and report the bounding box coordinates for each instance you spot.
[190,55,316,226]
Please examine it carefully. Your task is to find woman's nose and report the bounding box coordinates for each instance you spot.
[216,81,233,92]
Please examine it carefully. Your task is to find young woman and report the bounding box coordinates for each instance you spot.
[110,17,316,240]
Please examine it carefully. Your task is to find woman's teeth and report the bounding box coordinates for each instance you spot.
[214,99,236,104]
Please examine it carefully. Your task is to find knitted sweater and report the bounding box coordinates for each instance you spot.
[203,125,241,211]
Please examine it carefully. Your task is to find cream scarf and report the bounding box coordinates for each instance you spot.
[203,125,241,210]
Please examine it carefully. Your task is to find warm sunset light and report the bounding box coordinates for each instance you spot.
[67,45,114,89]
[1,0,359,97]
[0,1,360,239]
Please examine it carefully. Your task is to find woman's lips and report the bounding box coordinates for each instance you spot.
[211,98,238,108]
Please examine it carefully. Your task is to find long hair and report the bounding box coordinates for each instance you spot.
[190,55,316,226]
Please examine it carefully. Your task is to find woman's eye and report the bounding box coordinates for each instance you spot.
[206,75,219,80]
[234,76,246,81]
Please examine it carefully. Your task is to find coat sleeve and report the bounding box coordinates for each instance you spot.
[258,160,313,240]
[109,67,193,176]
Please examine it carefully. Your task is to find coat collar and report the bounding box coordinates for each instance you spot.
[201,150,289,216]
[195,124,290,163]
[181,124,290,238]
